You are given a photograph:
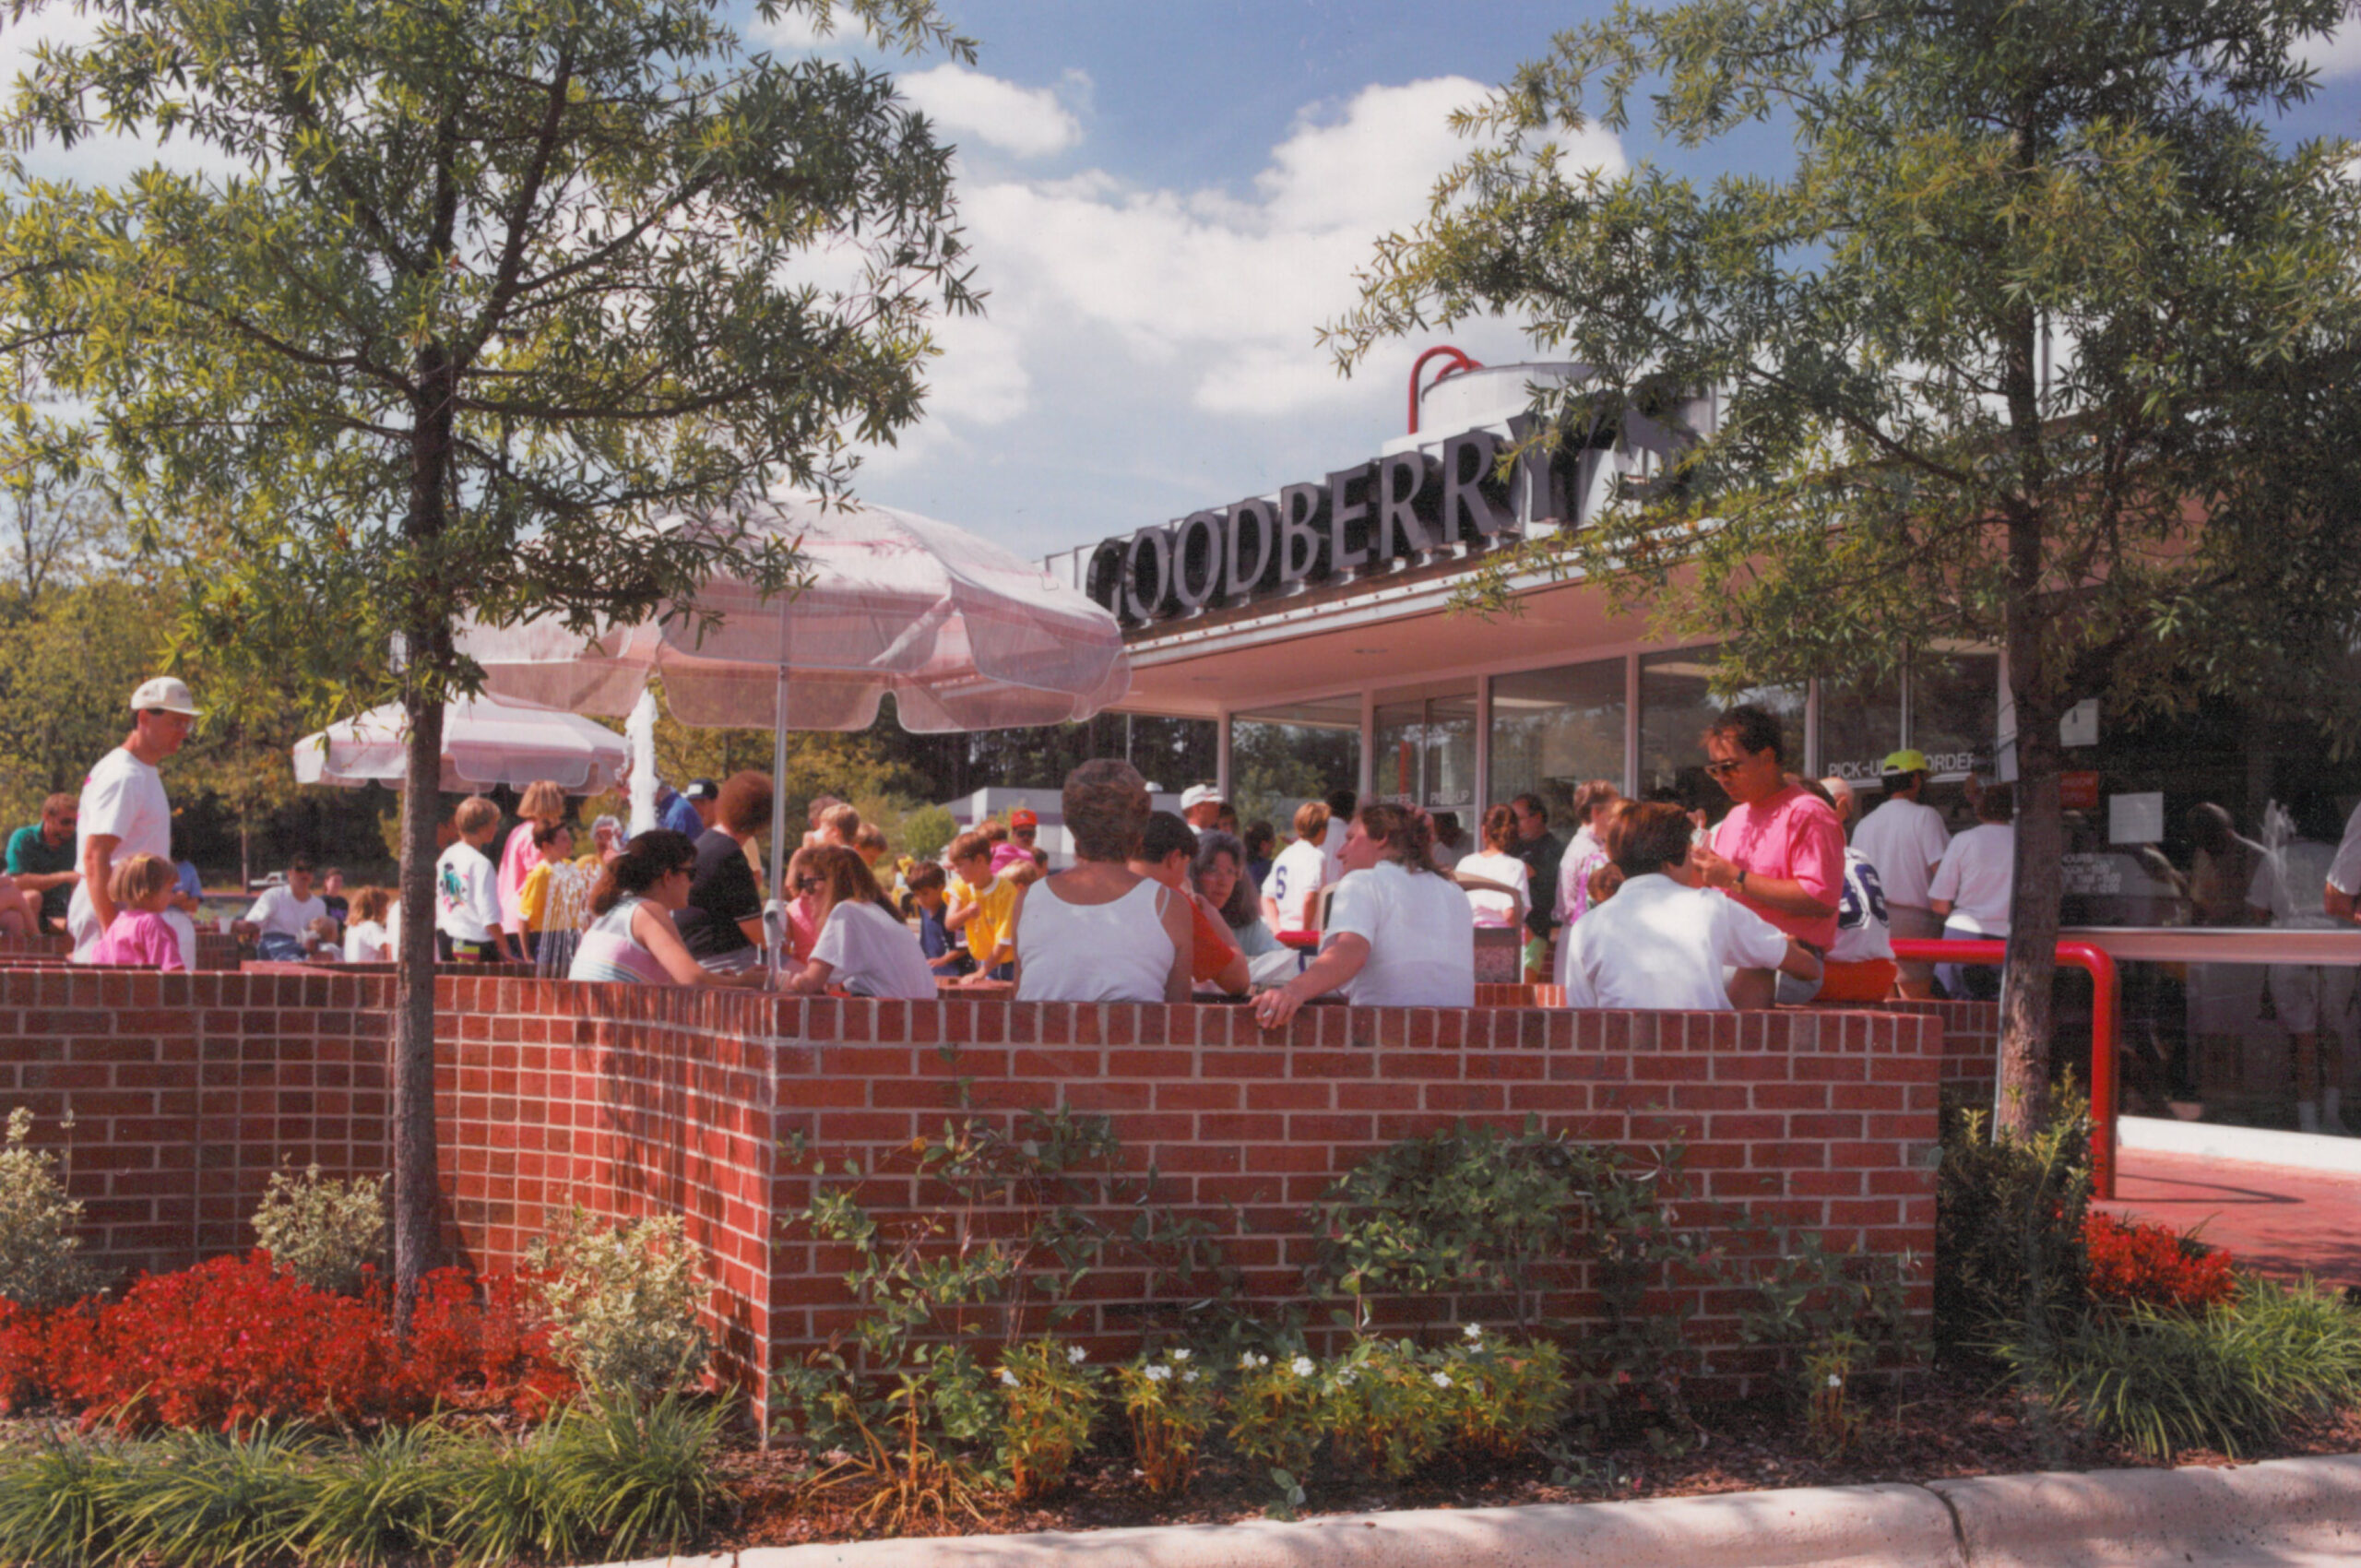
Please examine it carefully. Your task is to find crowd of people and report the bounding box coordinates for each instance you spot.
[22,677,2361,1122]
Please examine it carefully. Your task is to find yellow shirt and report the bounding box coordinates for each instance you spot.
[955,873,1019,967]
[518,855,601,932]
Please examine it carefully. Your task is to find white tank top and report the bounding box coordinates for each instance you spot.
[1015,874,1174,1003]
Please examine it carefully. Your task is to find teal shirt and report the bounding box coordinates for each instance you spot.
[6,824,74,924]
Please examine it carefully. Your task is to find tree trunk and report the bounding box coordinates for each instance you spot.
[1998,666,2066,1141]
[390,688,445,1321]
[391,339,457,1323]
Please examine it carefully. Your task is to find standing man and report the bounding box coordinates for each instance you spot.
[1852,749,1952,998]
[6,793,81,932]
[1507,792,1564,981]
[1180,783,1225,838]
[1689,705,1845,1004]
[653,778,706,840]
[69,677,202,970]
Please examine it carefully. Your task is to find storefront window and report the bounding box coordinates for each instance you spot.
[1911,651,1999,781]
[1230,697,1361,834]
[1818,671,1903,787]
[1373,691,1477,811]
[1638,647,1805,806]
[1490,659,1625,830]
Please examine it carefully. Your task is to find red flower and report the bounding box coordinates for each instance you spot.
[2082,1213,2237,1313]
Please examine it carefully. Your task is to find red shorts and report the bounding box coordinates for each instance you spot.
[1818,958,1899,1003]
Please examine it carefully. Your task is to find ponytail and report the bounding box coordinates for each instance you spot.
[588,829,695,917]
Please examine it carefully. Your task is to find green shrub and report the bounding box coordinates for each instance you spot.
[0,1108,100,1310]
[1321,1338,1450,1480]
[1440,1325,1572,1459]
[251,1165,386,1296]
[97,1427,313,1568]
[528,1210,711,1398]
[285,1424,445,1568]
[2005,1276,2361,1459]
[1934,1095,2092,1356]
[1228,1348,1325,1486]
[1113,1348,1219,1497]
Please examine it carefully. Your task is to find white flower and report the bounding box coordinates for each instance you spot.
[1335,1370,1358,1389]
[1068,1346,1088,1364]
[1240,1352,1266,1371]
[1170,1348,1191,1362]
[1290,1356,1316,1377]
[1145,1363,1171,1383]
[1182,1370,1199,1384]
[998,1368,1019,1387]
[1431,1372,1453,1389]
[1463,1324,1483,1340]
[1826,1372,1844,1389]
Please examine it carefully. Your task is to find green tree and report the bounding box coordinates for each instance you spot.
[1333,0,2361,1136]
[2,0,975,1298]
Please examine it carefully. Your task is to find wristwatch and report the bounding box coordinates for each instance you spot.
[1736,868,1749,893]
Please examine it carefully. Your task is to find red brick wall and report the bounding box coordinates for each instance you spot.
[0,969,1945,1414]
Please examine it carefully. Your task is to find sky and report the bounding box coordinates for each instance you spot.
[755,0,2361,564]
[4,1,2357,565]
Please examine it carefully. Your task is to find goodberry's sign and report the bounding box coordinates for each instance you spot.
[1084,422,1572,626]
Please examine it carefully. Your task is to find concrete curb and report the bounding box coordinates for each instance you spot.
[590,1452,2361,1568]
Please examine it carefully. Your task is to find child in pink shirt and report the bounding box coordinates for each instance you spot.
[83,853,185,972]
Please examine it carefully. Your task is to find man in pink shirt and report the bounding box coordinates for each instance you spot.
[1690,704,1845,1004]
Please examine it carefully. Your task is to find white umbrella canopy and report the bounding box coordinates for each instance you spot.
[455,490,1130,981]
[292,695,629,795]
[457,491,1129,731]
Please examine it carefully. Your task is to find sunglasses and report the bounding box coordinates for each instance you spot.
[1014,826,1037,838]
[1703,758,1746,778]
[794,875,825,894]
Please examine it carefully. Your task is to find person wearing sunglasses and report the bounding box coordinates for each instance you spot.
[1687,704,1845,1004]
[567,829,764,987]
[777,846,935,999]
[990,807,1041,873]
[6,791,80,933]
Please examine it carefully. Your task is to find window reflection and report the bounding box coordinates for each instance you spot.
[1490,659,1624,829]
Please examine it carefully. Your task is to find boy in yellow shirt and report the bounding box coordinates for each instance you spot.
[943,829,1017,981]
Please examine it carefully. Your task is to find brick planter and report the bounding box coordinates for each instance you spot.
[0,969,1946,1417]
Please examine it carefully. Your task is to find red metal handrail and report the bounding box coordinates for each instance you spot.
[1891,938,2120,1199]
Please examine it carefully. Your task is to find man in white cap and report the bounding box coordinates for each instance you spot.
[1851,748,1950,998]
[69,677,201,970]
[1180,782,1224,839]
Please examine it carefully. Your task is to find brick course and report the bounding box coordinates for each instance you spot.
[0,969,1945,1416]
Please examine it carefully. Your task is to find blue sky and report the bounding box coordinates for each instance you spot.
[5,1,2355,568]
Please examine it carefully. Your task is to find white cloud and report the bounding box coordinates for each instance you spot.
[2296,17,2361,77]
[932,77,1624,422]
[901,65,1084,159]
[743,6,845,53]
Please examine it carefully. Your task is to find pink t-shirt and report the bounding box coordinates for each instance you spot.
[495,822,547,932]
[1709,784,1845,951]
[989,841,1034,874]
[85,909,184,971]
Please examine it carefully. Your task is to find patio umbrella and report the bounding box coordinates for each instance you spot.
[292,694,629,795]
[454,489,1129,972]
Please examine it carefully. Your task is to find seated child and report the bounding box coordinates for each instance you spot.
[902,861,972,978]
[82,853,185,972]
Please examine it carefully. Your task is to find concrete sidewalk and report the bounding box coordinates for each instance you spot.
[599,1453,2361,1568]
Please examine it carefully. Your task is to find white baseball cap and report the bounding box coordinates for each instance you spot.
[128,676,201,716]
[1180,783,1225,812]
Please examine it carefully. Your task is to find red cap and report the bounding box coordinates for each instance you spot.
[1010,807,1038,827]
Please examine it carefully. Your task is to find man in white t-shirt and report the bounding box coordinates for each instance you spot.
[238,856,329,961]
[69,677,201,970]
[1928,783,2015,1000]
[1851,750,1951,997]
[1180,783,1225,838]
[2249,814,2351,1134]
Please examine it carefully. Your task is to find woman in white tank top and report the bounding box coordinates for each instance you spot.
[1012,759,1192,1004]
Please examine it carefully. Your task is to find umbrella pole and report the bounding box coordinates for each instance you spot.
[768,663,789,990]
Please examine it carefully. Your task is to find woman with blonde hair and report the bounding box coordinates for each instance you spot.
[496,779,568,951]
[777,846,934,998]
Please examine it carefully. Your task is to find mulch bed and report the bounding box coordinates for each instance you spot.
[713,1366,2361,1549]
